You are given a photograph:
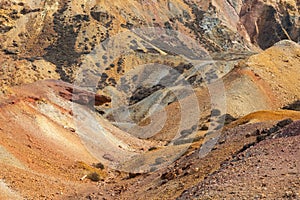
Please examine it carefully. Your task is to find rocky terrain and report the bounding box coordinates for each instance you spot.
[0,0,300,199]
[1,0,299,88]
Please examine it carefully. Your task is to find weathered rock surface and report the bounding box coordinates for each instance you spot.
[179,119,300,199]
[0,0,300,199]
[0,0,298,89]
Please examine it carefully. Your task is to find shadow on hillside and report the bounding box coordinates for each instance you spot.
[282,100,300,111]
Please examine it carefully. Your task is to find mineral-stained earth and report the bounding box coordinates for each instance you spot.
[0,0,299,199]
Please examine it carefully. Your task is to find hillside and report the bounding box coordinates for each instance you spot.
[0,0,300,199]
[1,0,299,88]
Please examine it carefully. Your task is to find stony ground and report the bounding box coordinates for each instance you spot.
[0,0,300,199]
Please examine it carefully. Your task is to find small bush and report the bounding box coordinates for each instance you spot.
[148,146,157,151]
[87,172,101,182]
[93,162,105,170]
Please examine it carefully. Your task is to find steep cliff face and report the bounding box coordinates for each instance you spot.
[240,0,299,49]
